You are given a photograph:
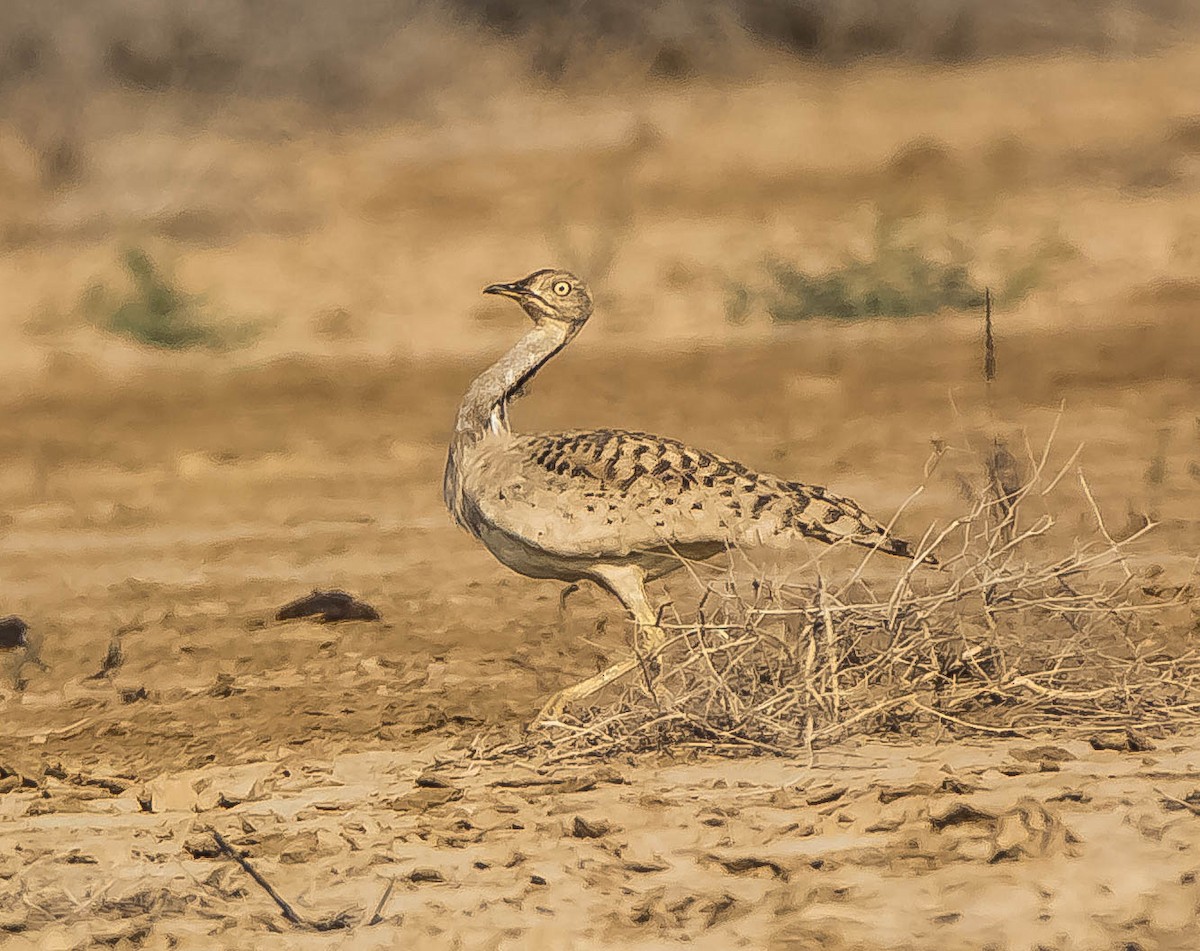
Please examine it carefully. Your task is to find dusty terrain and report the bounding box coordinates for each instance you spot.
[0,315,1196,948]
[10,732,1200,951]
[0,36,1199,951]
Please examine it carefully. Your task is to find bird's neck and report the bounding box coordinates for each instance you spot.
[453,321,575,442]
[445,319,578,531]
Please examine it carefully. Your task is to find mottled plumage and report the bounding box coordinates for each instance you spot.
[445,268,929,723]
[456,428,919,576]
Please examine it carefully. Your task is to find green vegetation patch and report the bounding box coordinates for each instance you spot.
[765,223,985,323]
[765,251,982,322]
[727,218,1074,324]
[83,248,259,351]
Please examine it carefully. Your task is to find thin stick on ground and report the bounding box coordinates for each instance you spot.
[367,877,397,927]
[211,830,306,928]
[1154,788,1200,817]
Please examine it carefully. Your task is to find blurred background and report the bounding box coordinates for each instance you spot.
[3,0,1200,367]
[0,0,1198,755]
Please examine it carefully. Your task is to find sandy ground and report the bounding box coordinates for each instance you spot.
[0,41,1199,950]
[0,312,1196,947]
[7,734,1200,951]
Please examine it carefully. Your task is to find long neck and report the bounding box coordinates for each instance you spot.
[453,321,574,440]
[444,320,575,528]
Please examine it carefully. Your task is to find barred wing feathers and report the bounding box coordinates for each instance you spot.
[462,429,926,563]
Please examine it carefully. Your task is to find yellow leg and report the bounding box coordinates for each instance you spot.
[531,564,666,727]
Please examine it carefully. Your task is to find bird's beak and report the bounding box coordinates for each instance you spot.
[483,282,526,300]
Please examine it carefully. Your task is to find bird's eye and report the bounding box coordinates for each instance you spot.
[552,281,571,297]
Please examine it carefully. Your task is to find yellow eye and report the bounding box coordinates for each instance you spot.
[552,280,571,297]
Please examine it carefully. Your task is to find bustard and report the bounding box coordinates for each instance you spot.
[444,268,930,723]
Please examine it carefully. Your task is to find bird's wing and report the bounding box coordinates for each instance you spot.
[462,429,923,562]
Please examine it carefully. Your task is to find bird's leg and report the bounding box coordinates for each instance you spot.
[531,565,665,728]
[531,654,643,726]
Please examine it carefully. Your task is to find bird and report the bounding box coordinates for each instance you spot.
[444,268,932,724]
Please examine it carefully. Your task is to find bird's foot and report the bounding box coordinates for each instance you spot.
[528,691,570,732]
[526,655,643,732]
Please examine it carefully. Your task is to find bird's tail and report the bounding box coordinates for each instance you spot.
[852,528,939,566]
[783,481,938,566]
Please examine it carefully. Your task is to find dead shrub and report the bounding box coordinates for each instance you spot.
[510,424,1196,763]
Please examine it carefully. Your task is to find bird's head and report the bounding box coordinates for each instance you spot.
[483,269,592,327]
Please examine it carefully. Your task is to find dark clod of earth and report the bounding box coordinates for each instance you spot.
[275,590,381,623]
[1089,729,1157,753]
[0,616,28,649]
[572,816,612,838]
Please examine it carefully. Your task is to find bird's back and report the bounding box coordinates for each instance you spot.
[455,428,923,568]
